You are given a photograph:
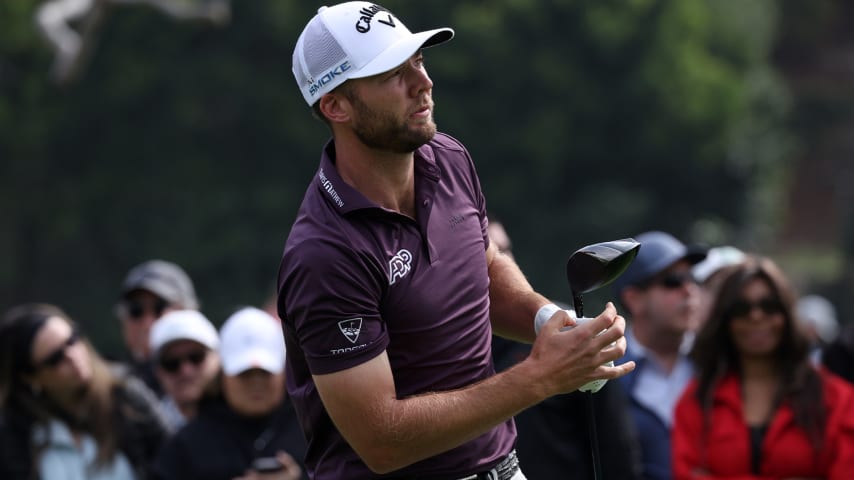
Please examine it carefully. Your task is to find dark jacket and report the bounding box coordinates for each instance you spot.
[823,322,854,384]
[617,351,675,480]
[0,375,169,480]
[492,337,642,480]
[152,396,307,480]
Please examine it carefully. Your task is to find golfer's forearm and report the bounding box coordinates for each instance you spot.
[488,251,549,343]
[359,360,547,473]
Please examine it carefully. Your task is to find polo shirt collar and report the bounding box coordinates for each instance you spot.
[313,139,441,215]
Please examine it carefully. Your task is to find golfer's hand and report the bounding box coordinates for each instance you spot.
[527,302,634,395]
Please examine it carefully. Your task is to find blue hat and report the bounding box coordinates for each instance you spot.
[613,231,706,294]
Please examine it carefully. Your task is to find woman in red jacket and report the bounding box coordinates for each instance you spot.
[672,256,854,479]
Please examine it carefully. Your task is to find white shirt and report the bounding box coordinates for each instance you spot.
[32,419,137,480]
[626,328,694,428]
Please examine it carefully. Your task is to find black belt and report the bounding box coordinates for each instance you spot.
[457,450,519,480]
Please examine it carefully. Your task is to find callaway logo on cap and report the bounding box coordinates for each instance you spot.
[292,2,454,105]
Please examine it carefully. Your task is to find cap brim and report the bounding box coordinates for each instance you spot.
[123,278,178,303]
[350,28,454,79]
[651,251,708,281]
[222,349,283,376]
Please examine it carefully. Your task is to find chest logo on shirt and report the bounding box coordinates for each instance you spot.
[388,249,413,285]
[338,318,363,343]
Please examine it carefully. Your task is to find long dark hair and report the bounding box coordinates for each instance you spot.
[689,256,824,445]
[0,303,121,467]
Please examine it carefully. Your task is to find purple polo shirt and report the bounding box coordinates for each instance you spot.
[277,133,515,479]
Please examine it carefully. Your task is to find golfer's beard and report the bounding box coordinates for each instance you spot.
[351,98,436,153]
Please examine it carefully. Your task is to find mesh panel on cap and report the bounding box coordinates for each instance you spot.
[302,17,348,84]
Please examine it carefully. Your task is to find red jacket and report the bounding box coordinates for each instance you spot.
[672,370,854,479]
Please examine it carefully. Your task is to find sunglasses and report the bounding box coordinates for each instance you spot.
[36,331,80,370]
[646,271,697,290]
[122,298,169,321]
[727,297,784,318]
[158,350,207,373]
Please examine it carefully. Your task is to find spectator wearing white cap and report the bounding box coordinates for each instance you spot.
[796,294,840,365]
[691,245,747,332]
[149,310,221,431]
[153,307,305,480]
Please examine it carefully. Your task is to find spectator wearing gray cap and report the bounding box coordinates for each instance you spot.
[149,310,221,431]
[612,231,706,480]
[114,259,198,395]
[117,260,199,362]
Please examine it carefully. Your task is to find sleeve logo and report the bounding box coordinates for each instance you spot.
[338,318,363,344]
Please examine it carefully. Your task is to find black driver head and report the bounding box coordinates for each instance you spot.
[566,238,641,295]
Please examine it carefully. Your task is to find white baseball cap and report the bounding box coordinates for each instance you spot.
[149,310,219,356]
[292,2,454,106]
[692,246,746,284]
[797,294,839,344]
[219,307,286,376]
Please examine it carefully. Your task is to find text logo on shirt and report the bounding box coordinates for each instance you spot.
[388,249,413,285]
[338,318,362,344]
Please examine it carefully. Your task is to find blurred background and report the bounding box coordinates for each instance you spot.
[2,0,853,355]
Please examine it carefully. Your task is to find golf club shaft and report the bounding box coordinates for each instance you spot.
[587,393,602,480]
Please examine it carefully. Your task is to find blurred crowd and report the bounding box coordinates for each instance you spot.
[0,260,306,480]
[3,227,854,480]
[489,223,854,480]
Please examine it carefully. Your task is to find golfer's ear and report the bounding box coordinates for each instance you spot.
[319,92,350,124]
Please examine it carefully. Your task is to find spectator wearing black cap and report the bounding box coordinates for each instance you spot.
[114,259,199,395]
[612,231,706,480]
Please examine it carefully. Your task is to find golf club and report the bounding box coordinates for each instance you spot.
[565,238,640,480]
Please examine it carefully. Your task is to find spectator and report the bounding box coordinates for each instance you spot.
[823,320,854,384]
[691,245,746,332]
[149,309,221,431]
[613,230,706,480]
[796,294,840,365]
[488,219,642,480]
[115,259,199,395]
[153,307,305,480]
[278,2,633,478]
[0,303,168,480]
[672,256,854,478]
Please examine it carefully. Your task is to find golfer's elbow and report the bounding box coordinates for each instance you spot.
[354,444,407,474]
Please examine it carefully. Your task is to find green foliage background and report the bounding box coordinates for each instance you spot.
[2,0,846,354]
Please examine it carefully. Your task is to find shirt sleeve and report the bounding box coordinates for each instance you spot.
[280,236,389,376]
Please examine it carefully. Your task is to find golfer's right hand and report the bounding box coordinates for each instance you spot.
[527,302,634,395]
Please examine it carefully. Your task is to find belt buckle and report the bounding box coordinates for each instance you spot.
[460,449,517,480]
